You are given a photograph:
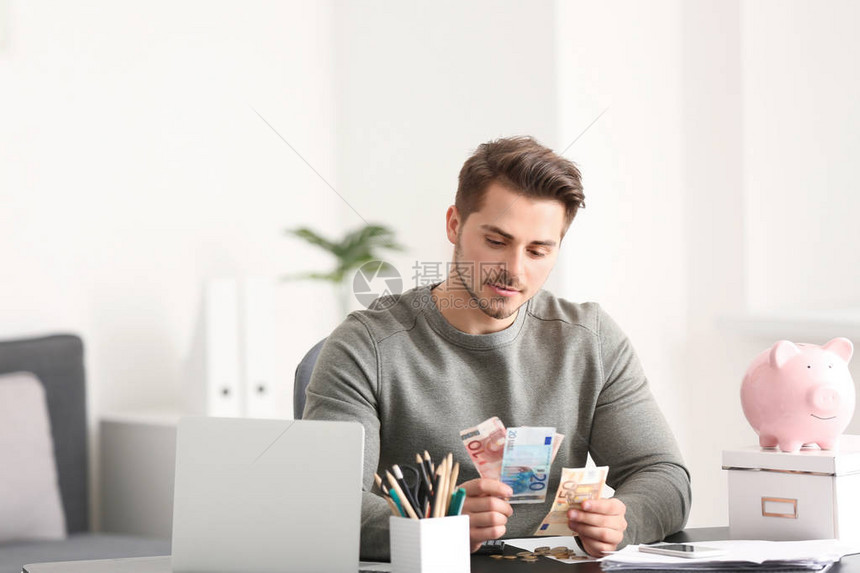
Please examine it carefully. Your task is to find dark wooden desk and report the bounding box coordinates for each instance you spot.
[470,527,859,572]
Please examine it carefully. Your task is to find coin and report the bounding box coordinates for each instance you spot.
[489,554,504,560]
[516,551,535,557]
[551,546,569,552]
[503,555,517,560]
[534,546,551,552]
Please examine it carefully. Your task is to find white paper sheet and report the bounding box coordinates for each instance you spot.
[602,539,860,570]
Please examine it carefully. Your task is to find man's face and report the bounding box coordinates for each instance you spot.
[446,181,565,320]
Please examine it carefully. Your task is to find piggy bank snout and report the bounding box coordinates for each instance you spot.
[806,386,842,416]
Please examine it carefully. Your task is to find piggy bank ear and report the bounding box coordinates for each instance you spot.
[823,337,854,363]
[770,340,800,368]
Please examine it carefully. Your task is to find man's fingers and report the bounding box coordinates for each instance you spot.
[467,510,508,529]
[581,498,626,515]
[568,509,627,530]
[470,525,506,545]
[569,522,624,546]
[567,498,628,557]
[462,495,513,518]
[459,478,513,499]
[579,538,617,557]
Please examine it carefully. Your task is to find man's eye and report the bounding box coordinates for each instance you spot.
[530,251,547,258]
[486,238,504,247]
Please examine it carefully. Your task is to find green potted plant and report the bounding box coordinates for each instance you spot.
[284,223,405,317]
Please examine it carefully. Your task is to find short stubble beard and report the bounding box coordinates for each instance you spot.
[452,239,520,321]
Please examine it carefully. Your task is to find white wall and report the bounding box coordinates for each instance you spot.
[558,0,860,530]
[556,0,688,456]
[0,1,340,416]
[678,0,750,529]
[742,0,860,312]
[0,0,339,525]
[333,0,561,297]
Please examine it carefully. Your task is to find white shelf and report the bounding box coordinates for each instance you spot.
[719,309,860,342]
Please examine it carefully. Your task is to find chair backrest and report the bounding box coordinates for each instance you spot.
[293,338,327,419]
[0,334,89,533]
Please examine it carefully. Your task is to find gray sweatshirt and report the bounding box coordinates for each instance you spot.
[303,284,691,560]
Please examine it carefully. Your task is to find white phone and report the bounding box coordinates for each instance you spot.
[639,543,725,559]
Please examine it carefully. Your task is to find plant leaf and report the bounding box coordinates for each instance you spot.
[285,227,337,253]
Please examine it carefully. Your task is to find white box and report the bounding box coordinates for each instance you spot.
[390,515,470,573]
[723,434,860,541]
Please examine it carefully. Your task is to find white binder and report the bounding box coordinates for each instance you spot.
[203,277,279,418]
[204,279,243,417]
[241,278,278,418]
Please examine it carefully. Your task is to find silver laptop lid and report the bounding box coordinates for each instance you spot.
[171,417,364,573]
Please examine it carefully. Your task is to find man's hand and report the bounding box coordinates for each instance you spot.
[567,498,627,557]
[459,478,514,553]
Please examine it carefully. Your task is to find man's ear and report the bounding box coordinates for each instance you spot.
[445,205,461,244]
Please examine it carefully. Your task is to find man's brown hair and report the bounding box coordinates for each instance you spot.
[456,136,585,238]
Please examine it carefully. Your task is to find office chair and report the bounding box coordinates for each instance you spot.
[293,338,327,419]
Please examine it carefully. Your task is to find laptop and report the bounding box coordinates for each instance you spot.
[171,417,365,573]
[24,417,381,573]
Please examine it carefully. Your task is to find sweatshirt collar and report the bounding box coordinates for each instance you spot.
[417,282,529,349]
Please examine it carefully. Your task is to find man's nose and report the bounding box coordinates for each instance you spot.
[503,249,526,283]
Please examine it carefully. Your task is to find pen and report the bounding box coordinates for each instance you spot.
[386,470,419,520]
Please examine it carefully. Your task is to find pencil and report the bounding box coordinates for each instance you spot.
[443,453,454,515]
[375,473,400,517]
[386,470,419,520]
[374,473,387,494]
[388,487,408,517]
[429,470,441,518]
[424,450,435,475]
[448,461,460,514]
[431,467,441,517]
[435,457,449,518]
[416,453,433,496]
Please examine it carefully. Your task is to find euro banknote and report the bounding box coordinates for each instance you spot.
[459,416,507,480]
[534,466,609,536]
[460,417,565,480]
[499,426,555,503]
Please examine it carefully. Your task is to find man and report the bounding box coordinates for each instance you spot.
[303,136,691,560]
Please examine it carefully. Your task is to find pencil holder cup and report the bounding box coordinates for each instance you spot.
[389,515,470,573]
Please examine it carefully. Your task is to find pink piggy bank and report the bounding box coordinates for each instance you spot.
[741,338,855,453]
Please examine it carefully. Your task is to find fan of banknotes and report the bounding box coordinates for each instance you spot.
[459,416,563,504]
[459,416,609,536]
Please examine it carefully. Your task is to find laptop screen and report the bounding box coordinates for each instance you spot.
[171,418,364,573]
